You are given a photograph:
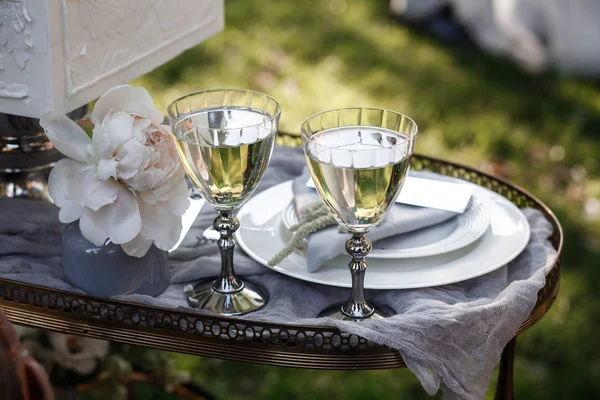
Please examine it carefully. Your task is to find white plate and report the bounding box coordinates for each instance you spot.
[280,197,490,259]
[235,181,531,289]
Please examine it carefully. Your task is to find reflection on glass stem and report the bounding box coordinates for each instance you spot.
[341,233,375,319]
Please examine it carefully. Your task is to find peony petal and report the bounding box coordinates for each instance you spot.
[72,359,99,376]
[58,200,82,223]
[165,195,190,216]
[127,169,159,192]
[85,338,110,358]
[104,186,142,244]
[115,139,146,179]
[66,166,119,211]
[102,111,135,148]
[152,170,188,204]
[138,190,157,205]
[163,177,190,215]
[66,164,96,203]
[85,179,120,211]
[139,201,181,250]
[79,208,108,246]
[40,112,91,162]
[97,158,117,180]
[47,332,69,353]
[121,232,153,258]
[154,216,182,250]
[91,85,163,126]
[48,158,83,206]
[158,124,173,136]
[132,117,152,140]
[91,124,114,158]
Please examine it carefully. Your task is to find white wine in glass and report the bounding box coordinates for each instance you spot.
[173,107,275,211]
[306,127,411,232]
[168,90,281,316]
[301,108,418,320]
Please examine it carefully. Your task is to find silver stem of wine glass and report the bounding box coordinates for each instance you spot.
[185,209,267,315]
[341,233,375,319]
[212,211,244,294]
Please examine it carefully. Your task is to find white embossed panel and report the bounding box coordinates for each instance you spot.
[0,0,223,118]
[62,0,218,96]
[0,0,33,99]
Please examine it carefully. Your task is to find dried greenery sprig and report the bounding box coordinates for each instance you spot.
[268,203,337,266]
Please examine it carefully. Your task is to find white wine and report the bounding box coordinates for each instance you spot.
[172,107,276,210]
[306,127,411,232]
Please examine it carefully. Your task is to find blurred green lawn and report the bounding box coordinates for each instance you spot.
[134,0,600,398]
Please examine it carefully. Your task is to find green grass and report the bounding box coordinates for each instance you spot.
[134,1,600,398]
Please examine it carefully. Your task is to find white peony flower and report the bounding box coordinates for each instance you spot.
[40,85,189,257]
[22,332,110,376]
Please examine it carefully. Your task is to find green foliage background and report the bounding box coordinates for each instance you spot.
[132,1,600,398]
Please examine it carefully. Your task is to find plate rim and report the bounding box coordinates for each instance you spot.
[235,180,531,289]
[281,198,490,259]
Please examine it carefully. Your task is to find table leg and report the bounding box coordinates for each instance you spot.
[495,337,516,400]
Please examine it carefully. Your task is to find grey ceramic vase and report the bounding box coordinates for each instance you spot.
[62,223,170,297]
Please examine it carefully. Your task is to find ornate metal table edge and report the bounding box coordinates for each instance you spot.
[0,153,562,370]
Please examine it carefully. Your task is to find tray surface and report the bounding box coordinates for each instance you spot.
[0,151,562,370]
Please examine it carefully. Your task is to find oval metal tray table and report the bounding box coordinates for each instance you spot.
[0,138,562,400]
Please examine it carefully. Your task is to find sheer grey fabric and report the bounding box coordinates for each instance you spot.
[0,146,556,399]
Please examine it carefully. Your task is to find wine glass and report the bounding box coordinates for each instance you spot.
[301,108,418,320]
[167,89,281,315]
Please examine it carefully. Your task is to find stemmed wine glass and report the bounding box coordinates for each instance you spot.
[168,89,281,315]
[301,108,418,320]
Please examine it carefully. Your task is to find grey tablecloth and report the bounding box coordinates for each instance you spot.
[0,146,557,400]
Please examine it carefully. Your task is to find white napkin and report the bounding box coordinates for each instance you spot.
[292,169,465,272]
[307,175,473,213]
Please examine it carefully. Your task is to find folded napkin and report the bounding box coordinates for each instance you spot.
[292,169,461,272]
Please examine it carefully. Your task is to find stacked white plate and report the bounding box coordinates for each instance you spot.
[235,178,530,289]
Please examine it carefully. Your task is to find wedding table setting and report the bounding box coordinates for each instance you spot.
[0,86,562,400]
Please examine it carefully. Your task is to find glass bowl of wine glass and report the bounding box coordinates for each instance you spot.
[301,107,418,320]
[168,89,281,315]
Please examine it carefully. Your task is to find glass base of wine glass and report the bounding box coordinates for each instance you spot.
[318,302,393,321]
[185,278,268,316]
